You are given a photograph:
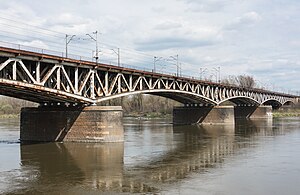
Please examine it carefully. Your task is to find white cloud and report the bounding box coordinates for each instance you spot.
[154,21,183,30]
[45,13,88,27]
[224,11,262,30]
[0,0,299,91]
[18,40,49,49]
[136,22,222,51]
[182,0,230,12]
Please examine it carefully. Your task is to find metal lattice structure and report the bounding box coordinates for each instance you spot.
[0,46,297,107]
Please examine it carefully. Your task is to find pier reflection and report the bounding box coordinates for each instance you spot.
[15,118,286,194]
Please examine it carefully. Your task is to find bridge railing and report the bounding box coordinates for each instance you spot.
[0,41,181,77]
[0,41,94,61]
[0,41,222,80]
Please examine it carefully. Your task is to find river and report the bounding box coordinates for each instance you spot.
[1,117,300,194]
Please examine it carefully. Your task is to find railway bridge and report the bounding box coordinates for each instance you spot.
[0,44,297,142]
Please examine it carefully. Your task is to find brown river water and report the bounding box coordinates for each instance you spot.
[0,117,300,194]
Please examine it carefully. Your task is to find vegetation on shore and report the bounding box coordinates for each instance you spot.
[99,94,180,117]
[0,96,36,119]
[0,74,298,119]
[273,109,300,118]
[0,114,19,119]
[0,95,179,119]
[125,112,172,119]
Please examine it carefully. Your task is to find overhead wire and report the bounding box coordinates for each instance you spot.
[0,14,171,58]
[0,15,187,74]
[0,15,65,35]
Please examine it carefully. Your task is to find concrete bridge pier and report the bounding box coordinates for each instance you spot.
[234,105,273,119]
[173,105,235,125]
[20,106,124,143]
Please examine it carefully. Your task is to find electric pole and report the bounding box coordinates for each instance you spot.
[154,56,163,72]
[169,54,179,76]
[86,31,99,64]
[112,48,120,66]
[65,34,76,58]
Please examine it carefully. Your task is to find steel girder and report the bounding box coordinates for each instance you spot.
[0,53,297,106]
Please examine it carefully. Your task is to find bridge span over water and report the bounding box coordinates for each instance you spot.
[0,43,298,143]
[0,45,297,106]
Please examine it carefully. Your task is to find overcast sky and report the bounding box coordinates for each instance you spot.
[0,0,299,92]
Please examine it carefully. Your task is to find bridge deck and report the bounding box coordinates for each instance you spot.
[0,46,293,98]
[0,45,297,105]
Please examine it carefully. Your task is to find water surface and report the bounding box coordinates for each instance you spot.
[0,117,300,194]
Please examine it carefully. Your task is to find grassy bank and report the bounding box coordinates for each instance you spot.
[124,112,172,119]
[0,114,19,119]
[273,109,300,118]
[1,110,299,119]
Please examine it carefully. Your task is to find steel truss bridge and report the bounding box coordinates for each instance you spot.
[0,46,297,107]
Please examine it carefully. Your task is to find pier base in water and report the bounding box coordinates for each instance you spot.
[173,106,235,125]
[234,105,273,119]
[250,105,273,118]
[20,106,124,143]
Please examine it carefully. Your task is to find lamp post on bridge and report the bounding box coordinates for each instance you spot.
[168,54,179,76]
[212,66,221,83]
[65,34,76,58]
[199,68,208,80]
[85,31,100,104]
[85,31,100,65]
[112,48,120,66]
[153,56,163,72]
[179,62,182,77]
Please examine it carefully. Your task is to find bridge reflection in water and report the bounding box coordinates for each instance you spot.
[18,118,286,194]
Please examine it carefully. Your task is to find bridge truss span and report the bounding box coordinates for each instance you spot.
[0,47,297,106]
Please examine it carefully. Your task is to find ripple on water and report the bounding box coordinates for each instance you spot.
[1,118,300,194]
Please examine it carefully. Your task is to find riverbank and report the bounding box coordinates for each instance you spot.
[0,112,171,120]
[124,112,172,119]
[273,109,300,118]
[0,114,19,119]
[1,110,299,119]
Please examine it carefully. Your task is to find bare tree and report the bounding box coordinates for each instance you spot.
[0,93,183,117]
[221,76,237,86]
[0,96,37,114]
[222,75,256,88]
[236,75,255,88]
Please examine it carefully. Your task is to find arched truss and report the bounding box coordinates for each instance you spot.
[262,99,283,106]
[282,100,295,106]
[218,96,260,106]
[0,53,297,106]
